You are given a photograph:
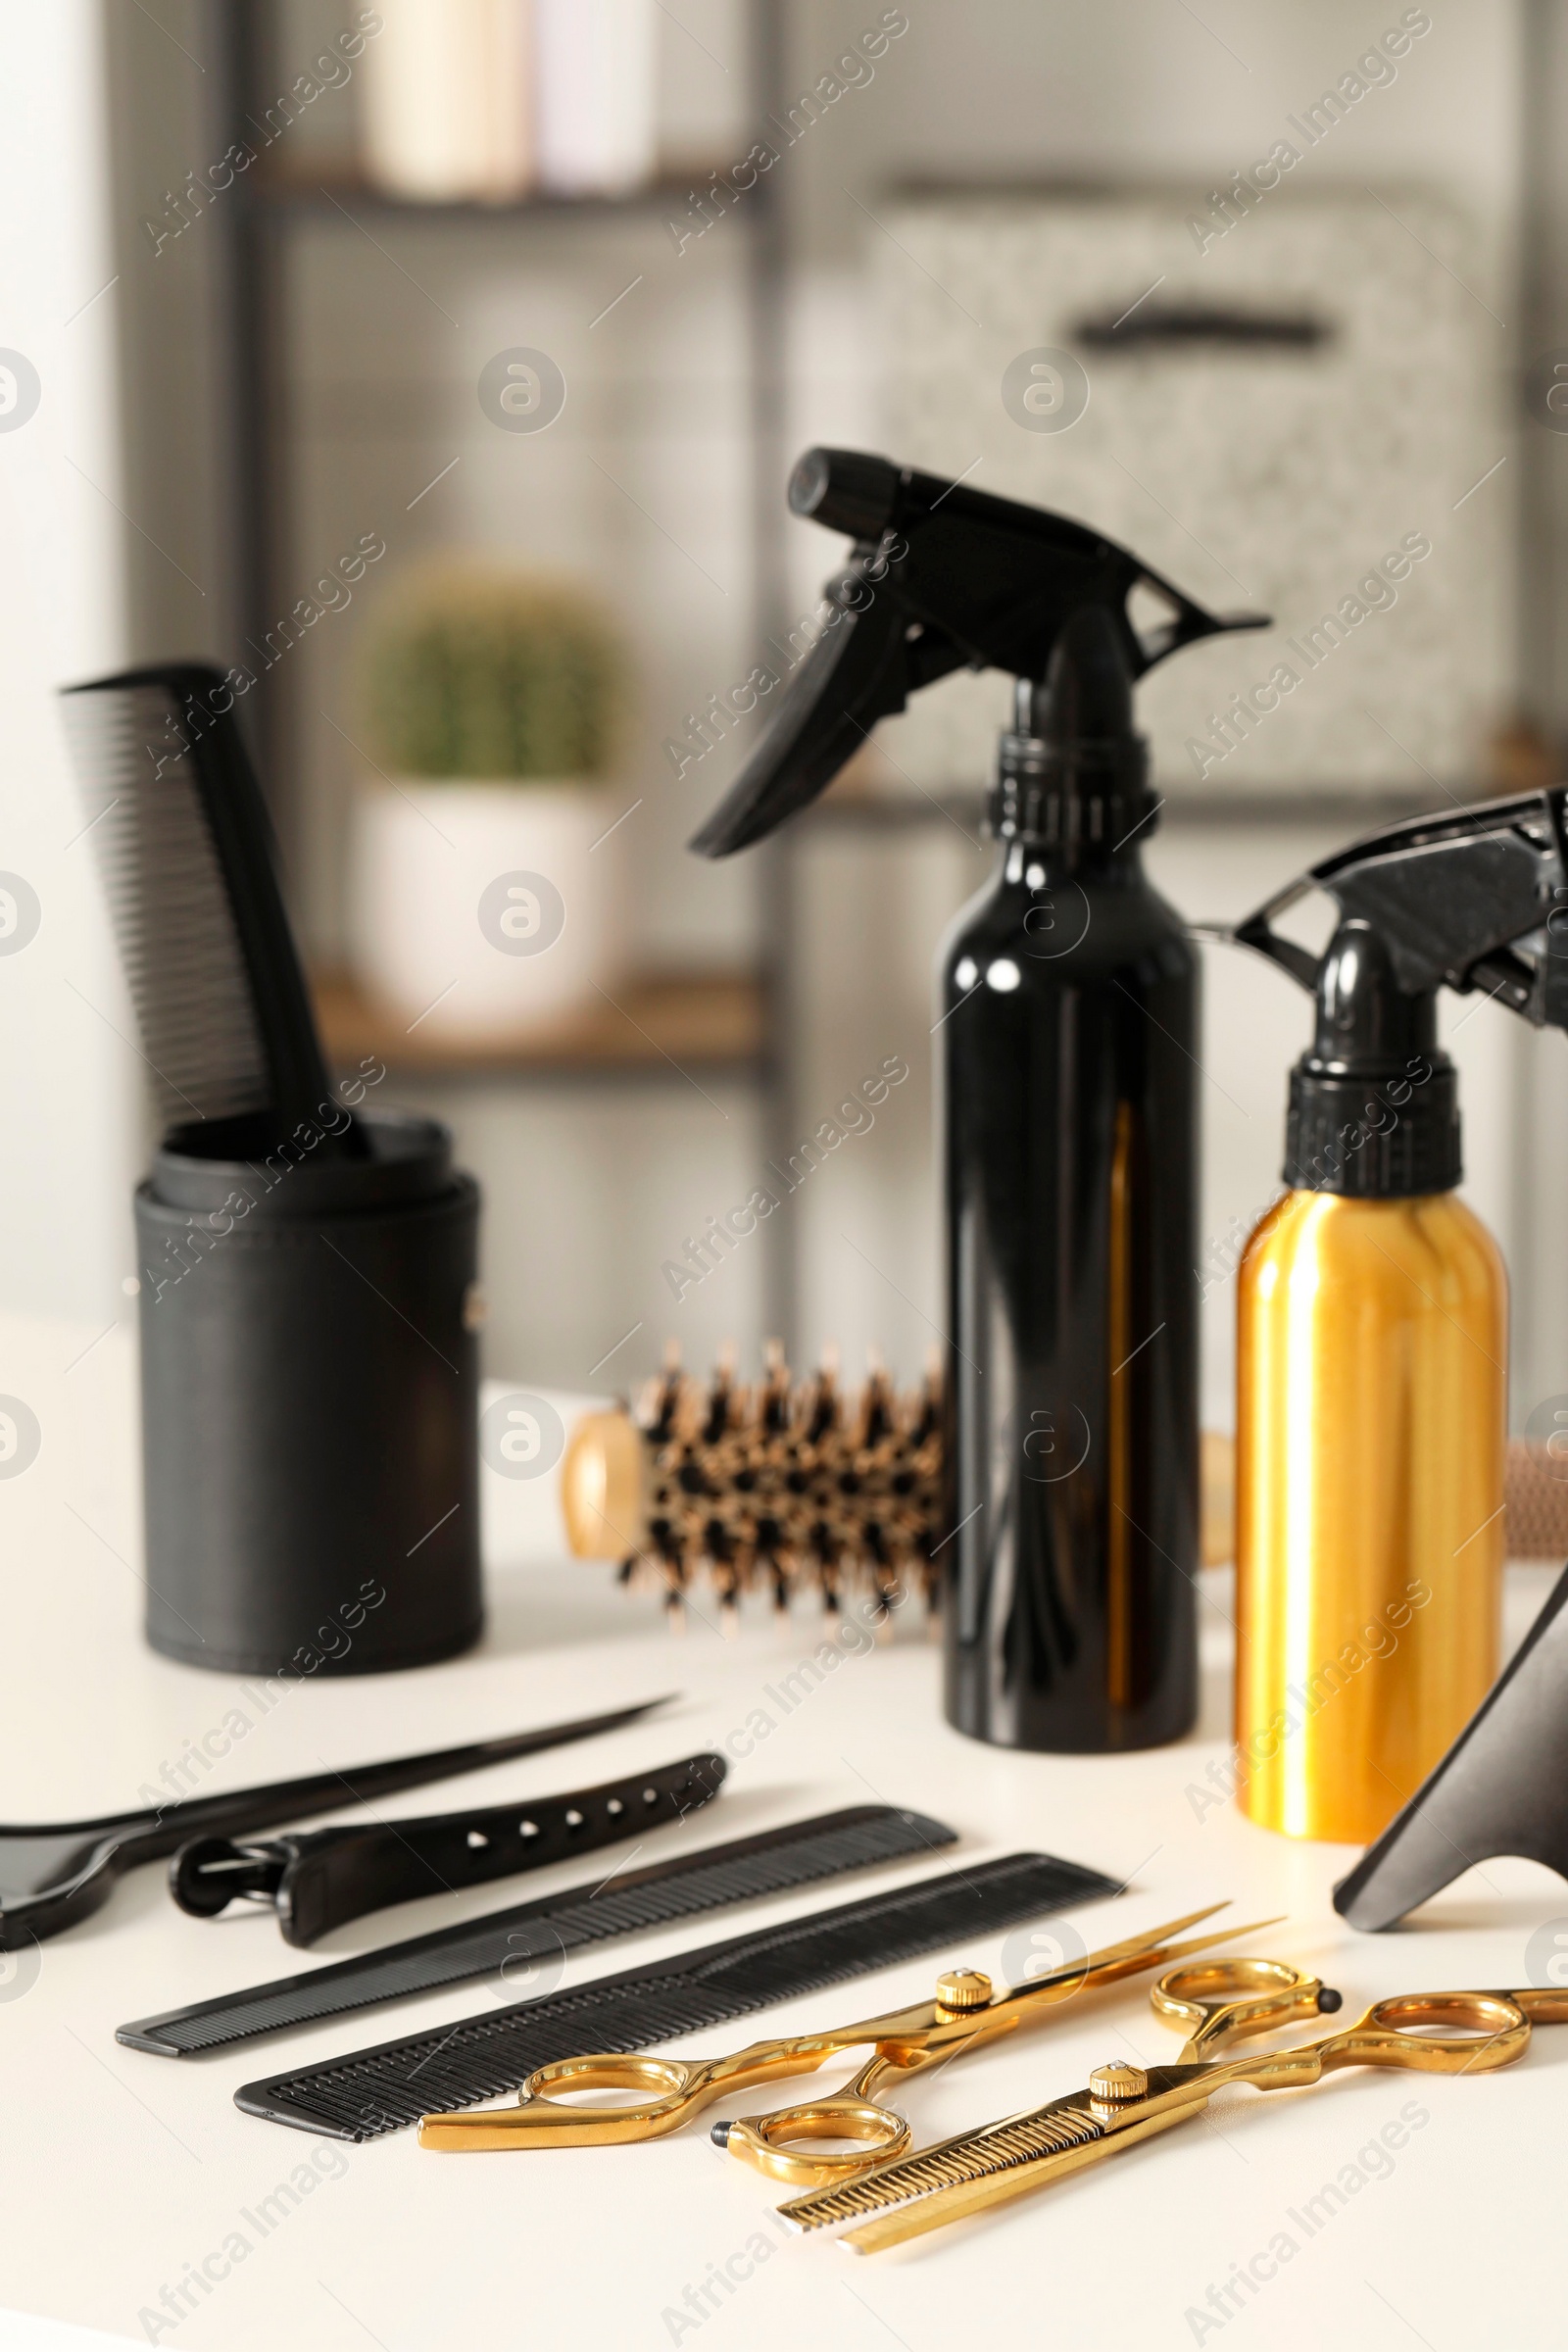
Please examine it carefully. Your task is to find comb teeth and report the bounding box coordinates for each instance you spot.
[232,1848,1117,2138]
[61,681,271,1128]
[781,2100,1104,2231]
[118,1805,951,2057]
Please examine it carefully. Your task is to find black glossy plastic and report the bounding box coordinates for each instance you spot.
[689,453,1246,1752]
[689,446,1263,858]
[1282,918,1459,1198]
[1335,1559,1568,1929]
[941,685,1199,1751]
[119,1806,956,2056]
[0,1699,667,1948]
[234,1850,1121,2137]
[171,1751,725,1946]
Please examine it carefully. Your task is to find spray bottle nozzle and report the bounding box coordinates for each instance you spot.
[1037,605,1136,745]
[787,448,902,540]
[994,606,1151,850]
[1223,788,1568,1197]
[690,446,1268,859]
[1309,920,1436,1071]
[1228,787,1568,1028]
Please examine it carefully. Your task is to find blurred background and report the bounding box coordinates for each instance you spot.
[4,0,1567,1439]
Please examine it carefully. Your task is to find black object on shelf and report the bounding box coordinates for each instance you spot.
[0,1699,668,1949]
[121,1804,951,2056]
[1336,1559,1568,1931]
[171,1751,724,1944]
[233,1847,1120,2137]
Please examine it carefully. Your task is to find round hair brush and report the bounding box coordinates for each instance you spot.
[562,1345,943,1628]
[563,1359,1568,1629]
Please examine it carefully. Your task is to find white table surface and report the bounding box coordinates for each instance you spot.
[1,1312,1563,2352]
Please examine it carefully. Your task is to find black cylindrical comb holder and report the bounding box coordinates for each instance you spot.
[134,1107,481,1674]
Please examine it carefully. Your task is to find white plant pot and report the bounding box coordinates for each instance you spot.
[350,782,623,1041]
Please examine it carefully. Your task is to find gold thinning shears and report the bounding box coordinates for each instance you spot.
[417,1903,1278,2170]
[776,1955,1568,2254]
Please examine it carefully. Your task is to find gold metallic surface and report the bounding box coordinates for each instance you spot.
[823,1959,1544,2255]
[1087,2060,1147,2110]
[416,1904,1282,2158]
[934,1969,992,2016]
[1234,1188,1505,1843]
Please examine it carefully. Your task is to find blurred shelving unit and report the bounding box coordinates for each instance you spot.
[313,966,764,1080]
[210,0,797,1352]
[202,6,1471,1385]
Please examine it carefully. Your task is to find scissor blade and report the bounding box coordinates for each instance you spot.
[1003,1903,1231,2005]
[1009,1903,1284,2010]
[786,2056,1220,2244]
[839,2099,1198,2254]
[779,2089,1110,2234]
[1148,1916,1287,1969]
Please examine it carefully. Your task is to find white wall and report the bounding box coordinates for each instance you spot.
[0,0,137,1324]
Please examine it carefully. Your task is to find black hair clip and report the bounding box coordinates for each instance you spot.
[172,1751,724,1946]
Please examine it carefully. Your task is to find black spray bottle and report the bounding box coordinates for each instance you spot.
[693,450,1263,1750]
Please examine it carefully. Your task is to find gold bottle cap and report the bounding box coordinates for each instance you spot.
[1089,2060,1148,2106]
[934,1968,992,2016]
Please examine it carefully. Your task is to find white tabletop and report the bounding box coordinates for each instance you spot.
[0,1313,1562,2352]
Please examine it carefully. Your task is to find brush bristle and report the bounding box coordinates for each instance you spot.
[62,681,271,1129]
[623,1349,944,1617]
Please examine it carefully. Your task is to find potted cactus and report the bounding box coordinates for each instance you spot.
[349,564,628,1040]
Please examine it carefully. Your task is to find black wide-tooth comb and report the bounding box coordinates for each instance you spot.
[233,1849,1119,2138]
[60,662,363,1157]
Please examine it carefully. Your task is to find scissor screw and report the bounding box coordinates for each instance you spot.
[1089,2060,1148,2113]
[935,1969,993,2017]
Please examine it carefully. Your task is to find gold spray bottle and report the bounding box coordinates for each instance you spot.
[1219,793,1566,1844]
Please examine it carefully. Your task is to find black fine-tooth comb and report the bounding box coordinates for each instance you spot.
[119,1805,952,2058]
[59,662,363,1156]
[233,1849,1118,2139]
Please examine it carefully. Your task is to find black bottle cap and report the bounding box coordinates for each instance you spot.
[1284,920,1461,1196]
[987,605,1157,851]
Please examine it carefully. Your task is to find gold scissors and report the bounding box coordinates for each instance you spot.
[418,1903,1278,2171]
[775,1954,1568,2253]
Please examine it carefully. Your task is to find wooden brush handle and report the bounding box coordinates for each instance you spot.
[562,1408,650,1560]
